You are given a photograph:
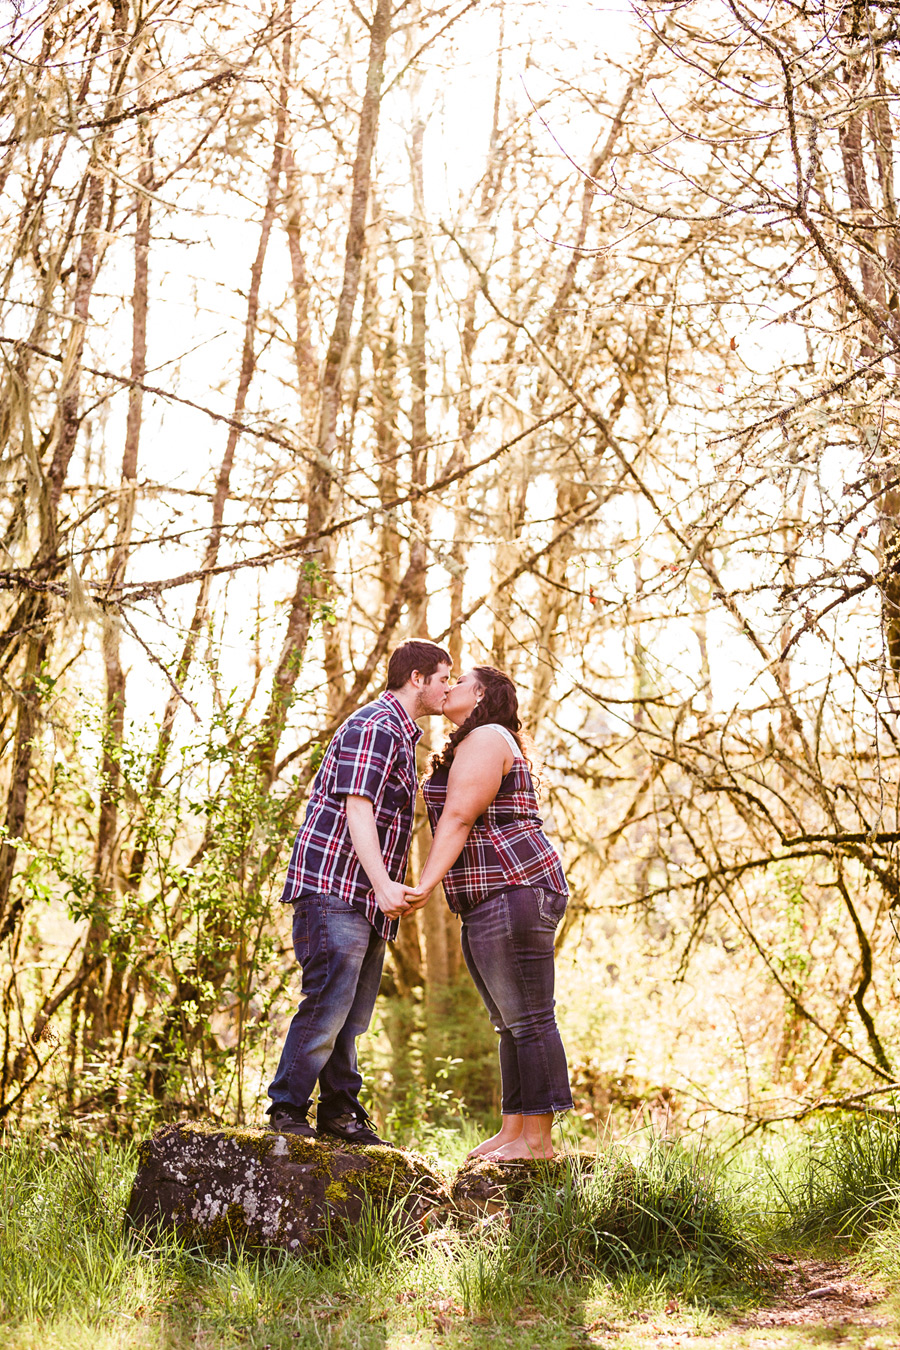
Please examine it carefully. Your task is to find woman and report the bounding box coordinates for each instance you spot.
[414,666,573,1161]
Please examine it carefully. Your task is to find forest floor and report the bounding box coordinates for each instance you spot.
[370,1258,895,1350]
[3,1134,900,1350]
[566,1258,895,1350]
[0,1246,895,1350]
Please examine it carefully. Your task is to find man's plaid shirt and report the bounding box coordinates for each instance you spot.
[280,692,422,940]
[423,757,567,913]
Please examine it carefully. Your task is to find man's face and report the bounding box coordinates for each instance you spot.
[417,662,452,716]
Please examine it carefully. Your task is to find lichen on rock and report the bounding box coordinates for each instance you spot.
[125,1121,450,1255]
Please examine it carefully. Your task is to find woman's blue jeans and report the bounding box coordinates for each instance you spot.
[268,892,385,1119]
[460,885,573,1116]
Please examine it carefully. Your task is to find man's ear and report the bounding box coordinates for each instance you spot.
[409,668,424,688]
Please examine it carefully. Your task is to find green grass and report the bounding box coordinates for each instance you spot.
[507,1139,767,1286]
[0,1124,893,1350]
[765,1114,900,1247]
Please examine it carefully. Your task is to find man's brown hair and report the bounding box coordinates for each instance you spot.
[387,639,452,690]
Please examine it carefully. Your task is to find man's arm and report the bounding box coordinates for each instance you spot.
[345,795,414,920]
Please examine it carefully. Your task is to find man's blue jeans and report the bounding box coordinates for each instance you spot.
[460,885,573,1116]
[268,892,385,1119]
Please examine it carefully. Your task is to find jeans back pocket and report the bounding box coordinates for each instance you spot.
[536,887,568,927]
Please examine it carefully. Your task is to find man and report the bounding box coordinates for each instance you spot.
[267,639,452,1143]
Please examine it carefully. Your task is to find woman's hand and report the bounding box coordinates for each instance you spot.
[373,879,417,920]
[403,881,428,913]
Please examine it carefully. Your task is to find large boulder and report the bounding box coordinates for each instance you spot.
[126,1122,450,1254]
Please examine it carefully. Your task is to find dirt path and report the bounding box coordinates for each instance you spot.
[730,1256,888,1335]
[594,1258,894,1349]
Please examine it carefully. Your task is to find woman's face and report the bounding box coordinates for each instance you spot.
[441,670,483,727]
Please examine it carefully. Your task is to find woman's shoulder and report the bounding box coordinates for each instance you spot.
[477,722,520,746]
[464,723,520,757]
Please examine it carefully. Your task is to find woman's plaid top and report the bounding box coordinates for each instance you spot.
[423,753,567,912]
[279,691,421,940]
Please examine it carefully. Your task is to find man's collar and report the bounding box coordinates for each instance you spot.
[380,689,423,743]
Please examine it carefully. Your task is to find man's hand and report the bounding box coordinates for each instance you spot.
[373,879,415,920]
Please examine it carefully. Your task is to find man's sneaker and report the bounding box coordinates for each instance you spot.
[267,1104,316,1138]
[316,1110,390,1147]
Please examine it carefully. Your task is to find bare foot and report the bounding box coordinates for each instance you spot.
[467,1128,523,1160]
[485,1137,555,1162]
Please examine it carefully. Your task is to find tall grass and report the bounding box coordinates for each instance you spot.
[767,1113,900,1246]
[0,1134,419,1347]
[0,1135,161,1324]
[514,1140,765,1280]
[0,1128,770,1348]
[451,1138,768,1316]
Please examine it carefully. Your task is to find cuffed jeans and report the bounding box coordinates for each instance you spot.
[268,892,385,1118]
[460,885,573,1116]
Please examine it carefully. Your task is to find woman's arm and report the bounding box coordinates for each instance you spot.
[409,730,511,905]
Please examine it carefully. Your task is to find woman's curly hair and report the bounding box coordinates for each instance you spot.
[431,666,529,770]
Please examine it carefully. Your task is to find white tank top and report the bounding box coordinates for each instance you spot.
[481,723,521,759]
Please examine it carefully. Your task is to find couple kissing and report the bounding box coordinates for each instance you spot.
[266,639,573,1162]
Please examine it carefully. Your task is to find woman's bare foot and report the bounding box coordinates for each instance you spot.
[467,1130,522,1160]
[485,1113,555,1161]
[467,1114,524,1159]
[485,1136,555,1161]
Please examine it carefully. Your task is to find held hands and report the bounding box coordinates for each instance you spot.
[373,880,421,920]
[373,879,432,920]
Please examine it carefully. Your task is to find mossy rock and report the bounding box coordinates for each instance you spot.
[451,1153,595,1219]
[125,1121,450,1254]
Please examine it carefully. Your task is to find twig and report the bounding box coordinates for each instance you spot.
[118,611,201,722]
[0,69,240,147]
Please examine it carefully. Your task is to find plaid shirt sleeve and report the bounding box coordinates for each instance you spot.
[331,719,397,803]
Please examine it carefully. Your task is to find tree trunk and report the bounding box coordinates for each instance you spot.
[128,20,293,890]
[837,61,900,678]
[80,119,154,1054]
[255,0,393,780]
[0,138,109,930]
[0,631,49,944]
[122,18,295,1098]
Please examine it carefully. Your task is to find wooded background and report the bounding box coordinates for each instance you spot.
[1,0,898,1134]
